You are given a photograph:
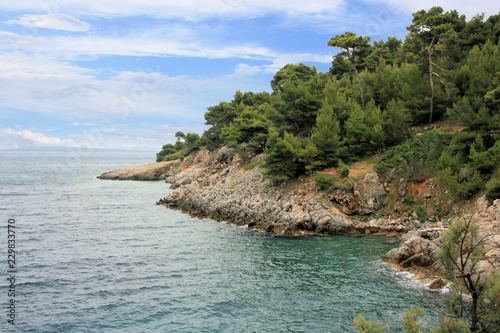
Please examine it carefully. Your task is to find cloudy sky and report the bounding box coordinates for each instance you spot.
[0,1,498,150]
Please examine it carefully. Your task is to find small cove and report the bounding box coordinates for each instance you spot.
[0,150,443,332]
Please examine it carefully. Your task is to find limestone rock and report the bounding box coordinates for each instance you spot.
[97,160,179,180]
[329,172,386,215]
[160,148,357,235]
[383,236,437,268]
[428,278,447,289]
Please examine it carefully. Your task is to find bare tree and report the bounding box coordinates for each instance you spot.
[437,214,500,332]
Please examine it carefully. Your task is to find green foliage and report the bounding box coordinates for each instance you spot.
[396,63,434,125]
[328,32,371,107]
[156,143,177,162]
[404,7,469,123]
[479,272,500,332]
[221,105,270,154]
[310,105,343,169]
[156,8,499,190]
[376,130,451,180]
[338,160,350,178]
[184,133,201,153]
[270,64,327,136]
[429,318,471,333]
[271,63,319,94]
[312,172,335,190]
[486,178,500,200]
[447,97,491,131]
[344,101,385,158]
[263,129,304,182]
[204,101,238,145]
[327,32,371,65]
[437,216,500,332]
[438,131,499,197]
[381,99,412,146]
[402,307,426,333]
[162,148,188,161]
[155,132,200,161]
[352,313,387,333]
[437,216,485,275]
[329,55,351,79]
[441,167,484,197]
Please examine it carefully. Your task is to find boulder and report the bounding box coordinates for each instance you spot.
[428,278,447,289]
[383,236,437,268]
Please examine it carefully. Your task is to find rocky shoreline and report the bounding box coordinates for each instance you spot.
[161,149,434,235]
[97,160,178,180]
[156,147,452,286]
[99,147,500,288]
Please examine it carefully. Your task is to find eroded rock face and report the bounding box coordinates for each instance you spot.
[476,196,500,274]
[162,148,359,235]
[362,217,425,235]
[328,173,386,215]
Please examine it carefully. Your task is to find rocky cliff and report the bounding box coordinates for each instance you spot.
[159,147,433,236]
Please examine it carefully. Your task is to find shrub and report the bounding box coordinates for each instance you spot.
[312,172,335,190]
[376,130,451,180]
[338,160,350,178]
[352,313,387,333]
[486,178,500,200]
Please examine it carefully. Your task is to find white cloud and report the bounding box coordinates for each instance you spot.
[363,0,500,19]
[6,13,90,32]
[69,122,209,150]
[0,1,345,21]
[0,51,268,123]
[0,128,78,149]
[0,52,95,79]
[234,52,332,76]
[0,28,276,61]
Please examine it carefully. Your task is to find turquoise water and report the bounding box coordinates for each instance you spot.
[0,150,442,332]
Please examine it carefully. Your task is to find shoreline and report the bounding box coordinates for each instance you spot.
[97,147,499,290]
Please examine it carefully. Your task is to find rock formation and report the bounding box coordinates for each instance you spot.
[162,148,358,235]
[97,160,178,181]
[159,148,439,237]
[328,172,386,215]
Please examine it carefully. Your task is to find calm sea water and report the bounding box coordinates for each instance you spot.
[0,150,443,332]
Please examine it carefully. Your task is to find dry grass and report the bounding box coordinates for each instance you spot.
[413,120,466,135]
[348,160,376,180]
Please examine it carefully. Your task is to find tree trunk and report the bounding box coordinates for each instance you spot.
[471,293,479,332]
[353,65,365,108]
[428,36,436,124]
[466,274,479,332]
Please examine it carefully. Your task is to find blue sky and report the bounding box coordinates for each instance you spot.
[1,1,499,150]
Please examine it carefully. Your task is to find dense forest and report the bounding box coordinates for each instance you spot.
[157,7,500,201]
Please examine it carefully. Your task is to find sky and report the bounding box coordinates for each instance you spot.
[0,1,499,151]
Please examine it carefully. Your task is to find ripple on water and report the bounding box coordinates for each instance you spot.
[0,151,444,333]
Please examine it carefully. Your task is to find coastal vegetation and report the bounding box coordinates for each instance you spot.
[155,6,500,332]
[157,6,499,203]
[355,215,500,332]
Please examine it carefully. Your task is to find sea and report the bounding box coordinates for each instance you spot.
[0,149,444,332]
